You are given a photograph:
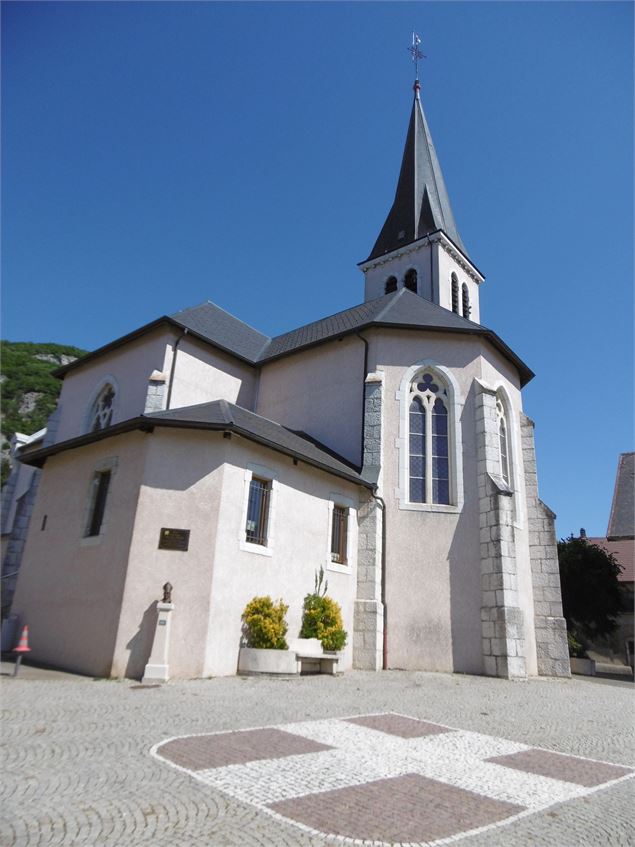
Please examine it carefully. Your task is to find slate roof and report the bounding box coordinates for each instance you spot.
[607,452,635,540]
[171,301,270,363]
[53,289,534,386]
[21,400,369,487]
[367,85,467,262]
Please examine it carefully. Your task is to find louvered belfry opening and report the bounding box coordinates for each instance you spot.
[331,505,348,564]
[245,477,271,545]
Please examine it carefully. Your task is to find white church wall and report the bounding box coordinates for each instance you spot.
[204,439,360,678]
[257,336,365,466]
[165,334,257,411]
[111,429,225,680]
[53,327,174,443]
[368,329,483,673]
[10,432,148,677]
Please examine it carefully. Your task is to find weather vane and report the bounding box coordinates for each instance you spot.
[408,32,426,81]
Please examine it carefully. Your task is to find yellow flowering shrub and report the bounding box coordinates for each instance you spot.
[242,596,289,650]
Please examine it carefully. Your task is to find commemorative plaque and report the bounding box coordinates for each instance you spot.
[158,528,190,551]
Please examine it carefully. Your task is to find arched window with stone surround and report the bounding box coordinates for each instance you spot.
[496,395,510,486]
[404,268,418,293]
[451,274,459,313]
[408,370,450,504]
[385,276,398,294]
[462,282,471,318]
[88,383,116,432]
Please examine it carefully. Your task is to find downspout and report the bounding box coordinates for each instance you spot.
[372,490,388,670]
[166,328,188,410]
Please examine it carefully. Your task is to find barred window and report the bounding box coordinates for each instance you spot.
[245,477,271,546]
[330,505,349,565]
[408,371,450,505]
[385,276,398,294]
[85,469,112,537]
[404,268,418,293]
[451,274,459,314]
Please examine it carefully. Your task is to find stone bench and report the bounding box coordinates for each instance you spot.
[295,652,340,676]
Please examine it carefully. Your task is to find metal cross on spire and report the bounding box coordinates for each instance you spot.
[408,32,425,82]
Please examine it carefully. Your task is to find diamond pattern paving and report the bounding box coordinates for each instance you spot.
[487,748,633,787]
[270,773,524,843]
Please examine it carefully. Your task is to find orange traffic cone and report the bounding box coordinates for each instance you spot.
[12,625,31,677]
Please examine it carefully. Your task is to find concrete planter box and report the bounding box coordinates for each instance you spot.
[238,647,298,675]
[569,657,595,676]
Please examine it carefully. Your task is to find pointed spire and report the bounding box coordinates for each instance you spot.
[368,81,467,261]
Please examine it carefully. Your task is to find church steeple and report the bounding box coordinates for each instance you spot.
[367,79,467,261]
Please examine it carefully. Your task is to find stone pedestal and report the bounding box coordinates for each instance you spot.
[142,602,174,684]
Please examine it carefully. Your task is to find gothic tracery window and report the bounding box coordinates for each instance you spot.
[408,371,450,504]
[89,384,116,432]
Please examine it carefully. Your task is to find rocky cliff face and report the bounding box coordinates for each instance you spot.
[1,341,86,484]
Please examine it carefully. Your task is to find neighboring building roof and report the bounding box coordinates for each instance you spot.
[366,84,467,262]
[607,452,635,540]
[21,400,371,489]
[586,537,635,584]
[53,290,533,386]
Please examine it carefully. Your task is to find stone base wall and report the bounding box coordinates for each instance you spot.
[520,413,570,678]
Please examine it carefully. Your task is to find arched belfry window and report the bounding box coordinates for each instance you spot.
[89,383,116,432]
[404,268,417,293]
[408,371,450,504]
[496,396,510,485]
[451,274,459,314]
[385,276,398,294]
[462,283,471,318]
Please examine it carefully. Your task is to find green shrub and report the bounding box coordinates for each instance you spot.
[567,629,586,658]
[242,596,288,649]
[299,567,347,652]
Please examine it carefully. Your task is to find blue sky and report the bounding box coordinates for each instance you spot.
[2,2,633,537]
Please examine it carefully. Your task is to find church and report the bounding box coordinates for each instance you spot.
[8,72,570,682]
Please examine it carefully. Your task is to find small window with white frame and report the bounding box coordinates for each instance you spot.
[330,505,349,565]
[245,477,271,546]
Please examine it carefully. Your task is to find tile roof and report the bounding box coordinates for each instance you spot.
[607,452,634,540]
[586,538,635,583]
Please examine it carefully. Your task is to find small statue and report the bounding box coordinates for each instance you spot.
[162,582,173,604]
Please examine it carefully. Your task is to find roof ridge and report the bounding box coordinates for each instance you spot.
[265,295,390,345]
[218,398,234,425]
[175,299,270,340]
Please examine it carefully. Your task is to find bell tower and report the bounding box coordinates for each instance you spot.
[359,42,484,323]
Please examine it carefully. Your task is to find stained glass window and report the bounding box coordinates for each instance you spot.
[408,370,451,505]
[90,384,115,432]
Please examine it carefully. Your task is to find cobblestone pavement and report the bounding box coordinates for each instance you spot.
[1,670,634,846]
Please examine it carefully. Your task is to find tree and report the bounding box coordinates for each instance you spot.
[557,535,623,644]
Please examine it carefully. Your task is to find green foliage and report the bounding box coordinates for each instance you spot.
[558,535,623,642]
[1,340,86,445]
[566,630,586,659]
[300,569,347,652]
[241,596,289,650]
